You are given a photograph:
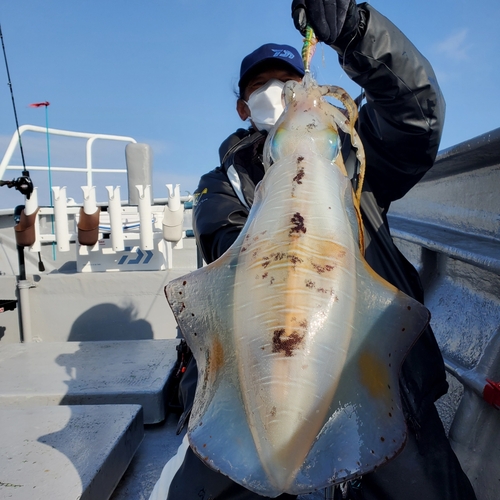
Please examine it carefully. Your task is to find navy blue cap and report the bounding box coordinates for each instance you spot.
[238,43,305,91]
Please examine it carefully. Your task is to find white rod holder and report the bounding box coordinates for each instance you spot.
[82,186,97,215]
[106,186,124,252]
[25,187,38,216]
[52,186,70,252]
[137,185,153,250]
[167,183,181,211]
[26,188,41,252]
[163,183,184,242]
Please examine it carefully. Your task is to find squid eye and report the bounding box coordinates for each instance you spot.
[269,127,288,163]
[317,129,341,161]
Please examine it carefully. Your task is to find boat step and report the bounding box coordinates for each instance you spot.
[0,404,143,500]
[0,339,178,424]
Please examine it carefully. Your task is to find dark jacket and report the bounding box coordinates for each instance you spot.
[186,3,447,430]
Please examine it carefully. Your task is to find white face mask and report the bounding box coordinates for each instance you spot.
[245,79,285,132]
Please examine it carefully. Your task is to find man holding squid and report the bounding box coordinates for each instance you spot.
[150,2,477,499]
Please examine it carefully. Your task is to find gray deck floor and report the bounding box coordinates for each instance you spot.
[111,413,183,500]
[111,412,327,500]
[0,405,143,500]
[0,340,178,424]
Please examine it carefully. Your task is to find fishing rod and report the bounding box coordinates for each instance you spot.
[0,22,33,199]
[1,23,44,280]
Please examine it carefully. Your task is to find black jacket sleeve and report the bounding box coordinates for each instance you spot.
[193,130,265,264]
[343,3,445,207]
[192,168,248,264]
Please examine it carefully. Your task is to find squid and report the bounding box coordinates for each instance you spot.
[165,70,429,496]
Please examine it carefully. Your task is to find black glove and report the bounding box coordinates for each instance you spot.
[291,0,359,50]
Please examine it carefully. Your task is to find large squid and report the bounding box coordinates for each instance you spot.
[165,69,429,496]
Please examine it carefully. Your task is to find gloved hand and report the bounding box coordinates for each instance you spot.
[291,0,359,49]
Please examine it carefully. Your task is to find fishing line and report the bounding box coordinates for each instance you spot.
[44,104,55,262]
[31,101,56,261]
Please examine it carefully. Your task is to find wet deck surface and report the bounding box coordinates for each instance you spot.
[111,413,183,500]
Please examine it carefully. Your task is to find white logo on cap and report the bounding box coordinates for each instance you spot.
[272,49,295,59]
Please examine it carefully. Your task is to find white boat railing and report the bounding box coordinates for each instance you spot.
[0,124,136,186]
[0,125,193,273]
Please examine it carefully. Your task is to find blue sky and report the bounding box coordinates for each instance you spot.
[1,0,499,209]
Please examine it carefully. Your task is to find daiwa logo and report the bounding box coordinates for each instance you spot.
[117,246,154,265]
[272,49,295,60]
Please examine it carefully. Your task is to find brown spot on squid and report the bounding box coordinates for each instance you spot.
[290,212,306,235]
[272,328,305,357]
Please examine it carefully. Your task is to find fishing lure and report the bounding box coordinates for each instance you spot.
[301,25,318,73]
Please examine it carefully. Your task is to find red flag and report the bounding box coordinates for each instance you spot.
[29,101,50,107]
